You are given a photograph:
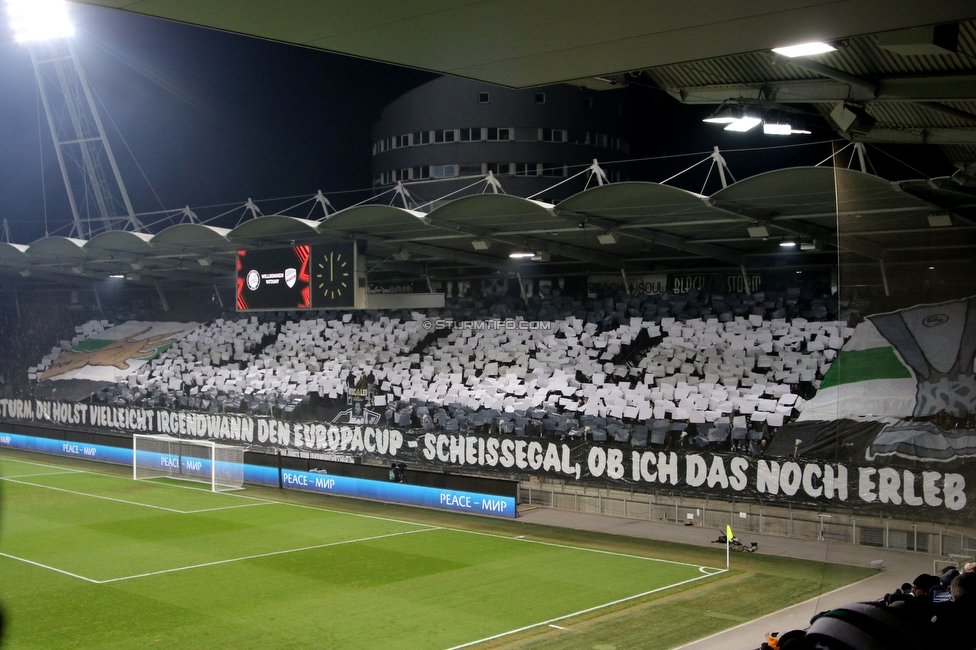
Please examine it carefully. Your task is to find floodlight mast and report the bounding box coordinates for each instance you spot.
[8,0,143,238]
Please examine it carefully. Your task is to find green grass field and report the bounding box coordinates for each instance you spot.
[0,450,874,649]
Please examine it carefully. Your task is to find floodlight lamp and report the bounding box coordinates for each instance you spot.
[597,231,620,245]
[763,122,793,135]
[18,268,30,277]
[6,0,74,43]
[531,251,551,262]
[771,42,836,57]
[471,238,491,251]
[109,273,124,279]
[509,252,534,259]
[197,257,212,267]
[391,249,410,261]
[724,117,762,132]
[747,225,770,238]
[780,240,797,248]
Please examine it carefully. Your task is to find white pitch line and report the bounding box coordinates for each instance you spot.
[0,470,83,479]
[434,525,722,571]
[0,456,88,472]
[0,477,188,513]
[0,451,445,529]
[182,502,273,514]
[97,526,441,584]
[444,569,728,650]
[0,552,101,584]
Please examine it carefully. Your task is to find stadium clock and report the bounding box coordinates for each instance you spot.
[312,242,356,308]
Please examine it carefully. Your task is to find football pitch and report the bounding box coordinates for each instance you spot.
[0,450,874,649]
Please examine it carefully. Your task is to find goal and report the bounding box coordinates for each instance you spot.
[132,434,244,492]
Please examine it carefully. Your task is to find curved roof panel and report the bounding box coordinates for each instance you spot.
[26,237,88,260]
[228,216,321,242]
[320,205,429,239]
[426,195,563,234]
[556,182,726,228]
[0,243,29,267]
[85,230,155,254]
[152,224,233,248]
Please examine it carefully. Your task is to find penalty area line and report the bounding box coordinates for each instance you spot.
[444,569,727,650]
[0,552,100,584]
[96,526,442,584]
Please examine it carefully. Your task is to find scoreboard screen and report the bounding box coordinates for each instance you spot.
[236,245,311,311]
[236,242,360,311]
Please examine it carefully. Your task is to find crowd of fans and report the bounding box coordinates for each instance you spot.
[764,564,976,649]
[18,286,849,451]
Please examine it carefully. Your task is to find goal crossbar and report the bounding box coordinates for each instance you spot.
[132,434,244,492]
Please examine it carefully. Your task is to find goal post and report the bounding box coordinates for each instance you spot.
[132,434,244,492]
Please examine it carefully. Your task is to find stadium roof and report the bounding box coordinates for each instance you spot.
[3,167,973,290]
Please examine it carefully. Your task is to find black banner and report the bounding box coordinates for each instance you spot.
[0,398,971,521]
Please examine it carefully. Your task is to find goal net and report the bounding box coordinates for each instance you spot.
[133,434,244,492]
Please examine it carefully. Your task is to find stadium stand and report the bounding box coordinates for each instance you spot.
[27,286,848,453]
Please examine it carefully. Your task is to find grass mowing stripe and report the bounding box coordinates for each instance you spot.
[0,476,189,513]
[0,552,100,584]
[0,470,83,479]
[433,524,724,571]
[1,450,445,529]
[96,526,442,584]
[445,569,728,650]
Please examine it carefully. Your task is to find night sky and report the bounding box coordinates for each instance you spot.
[0,2,435,242]
[0,2,957,245]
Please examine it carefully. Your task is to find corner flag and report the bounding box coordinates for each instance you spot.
[725,525,733,570]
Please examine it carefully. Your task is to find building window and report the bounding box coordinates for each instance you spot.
[414,166,430,179]
[595,133,608,148]
[414,131,430,145]
[515,163,539,176]
[540,128,567,143]
[434,129,457,143]
[460,127,482,142]
[432,164,458,178]
[459,164,483,176]
[486,127,511,141]
[542,164,566,177]
[478,91,490,104]
[534,92,546,104]
[487,162,512,175]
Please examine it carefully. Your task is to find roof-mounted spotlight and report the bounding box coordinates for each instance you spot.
[18,268,30,277]
[780,240,797,248]
[109,274,124,279]
[927,213,953,228]
[71,265,85,275]
[6,0,74,43]
[471,238,491,251]
[800,240,821,251]
[771,42,836,57]
[197,257,212,267]
[509,252,534,259]
[531,251,551,262]
[391,249,410,261]
[703,104,763,132]
[597,231,620,245]
[747,225,770,238]
[130,261,143,270]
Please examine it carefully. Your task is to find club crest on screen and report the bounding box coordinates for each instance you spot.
[285,267,297,288]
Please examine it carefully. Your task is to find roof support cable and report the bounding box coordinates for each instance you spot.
[525,163,595,200]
